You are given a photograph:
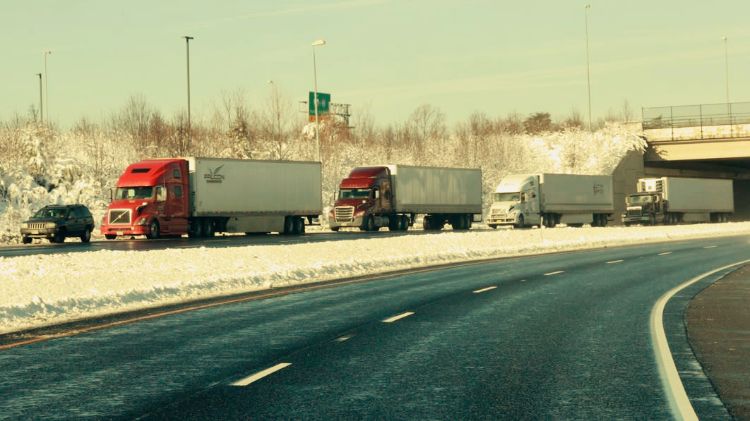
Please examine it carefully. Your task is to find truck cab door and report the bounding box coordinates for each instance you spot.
[379,179,393,212]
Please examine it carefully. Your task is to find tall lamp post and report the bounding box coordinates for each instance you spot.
[43,50,52,125]
[722,36,730,105]
[183,36,194,152]
[311,39,326,162]
[584,4,592,132]
[36,73,43,124]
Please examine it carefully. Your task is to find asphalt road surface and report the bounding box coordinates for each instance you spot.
[0,235,747,419]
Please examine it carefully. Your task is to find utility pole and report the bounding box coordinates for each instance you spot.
[183,36,194,152]
[36,73,43,123]
[43,50,52,125]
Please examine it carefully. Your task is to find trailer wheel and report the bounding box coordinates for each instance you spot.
[399,215,409,231]
[203,219,215,237]
[388,215,399,231]
[292,217,304,235]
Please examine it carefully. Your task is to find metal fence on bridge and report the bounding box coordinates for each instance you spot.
[642,102,750,140]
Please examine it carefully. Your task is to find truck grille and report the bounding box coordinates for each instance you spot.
[108,209,131,225]
[27,222,48,230]
[335,206,355,223]
[491,209,506,217]
[627,209,641,217]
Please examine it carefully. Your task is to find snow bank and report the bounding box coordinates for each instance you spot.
[1,222,749,334]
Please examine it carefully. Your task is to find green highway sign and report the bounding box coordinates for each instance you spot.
[309,92,331,115]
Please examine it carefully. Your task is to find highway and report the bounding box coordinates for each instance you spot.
[0,228,482,258]
[0,235,747,419]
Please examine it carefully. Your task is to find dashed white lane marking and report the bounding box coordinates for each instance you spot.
[520,279,527,282]
[383,312,415,323]
[606,259,624,264]
[650,259,750,421]
[658,251,672,256]
[473,286,497,294]
[703,245,718,249]
[544,270,565,276]
[335,335,354,342]
[231,363,292,387]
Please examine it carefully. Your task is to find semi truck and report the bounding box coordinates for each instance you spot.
[101,157,322,239]
[488,173,614,228]
[329,165,482,231]
[622,177,733,225]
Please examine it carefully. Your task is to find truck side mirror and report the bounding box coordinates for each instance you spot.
[374,189,380,199]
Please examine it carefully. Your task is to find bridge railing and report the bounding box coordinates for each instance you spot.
[642,102,750,140]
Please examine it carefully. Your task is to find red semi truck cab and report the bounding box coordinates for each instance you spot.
[329,166,395,231]
[100,159,190,239]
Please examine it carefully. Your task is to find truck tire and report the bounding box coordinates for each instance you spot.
[283,216,294,235]
[514,215,525,229]
[146,221,160,239]
[105,234,117,240]
[330,226,340,232]
[422,216,431,231]
[293,217,304,235]
[22,236,32,244]
[203,219,215,237]
[399,215,409,231]
[364,215,376,232]
[388,216,399,231]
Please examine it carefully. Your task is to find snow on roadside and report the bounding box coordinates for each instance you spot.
[1,223,749,334]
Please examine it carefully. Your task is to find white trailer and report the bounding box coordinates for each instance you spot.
[488,173,614,228]
[623,177,733,225]
[389,165,483,214]
[188,157,322,235]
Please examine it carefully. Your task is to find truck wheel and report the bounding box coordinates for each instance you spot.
[649,215,657,226]
[399,215,409,231]
[388,216,399,231]
[364,215,376,232]
[488,224,497,230]
[514,215,525,229]
[22,236,32,244]
[146,221,160,239]
[293,217,304,235]
[80,228,92,243]
[422,216,431,231]
[105,234,117,240]
[283,216,294,235]
[330,226,340,232]
[203,219,215,237]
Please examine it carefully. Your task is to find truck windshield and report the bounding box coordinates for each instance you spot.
[627,195,653,204]
[116,187,154,200]
[339,189,371,199]
[493,192,520,202]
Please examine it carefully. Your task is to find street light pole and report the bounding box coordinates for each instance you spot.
[43,50,52,125]
[36,73,43,124]
[311,39,326,162]
[722,36,730,105]
[584,4,592,132]
[183,36,194,153]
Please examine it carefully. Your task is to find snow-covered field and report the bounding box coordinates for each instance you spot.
[1,223,748,335]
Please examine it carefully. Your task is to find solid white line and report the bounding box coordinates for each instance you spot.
[606,259,624,264]
[231,363,292,387]
[703,245,718,249]
[544,270,564,276]
[473,286,497,294]
[383,311,415,323]
[650,259,750,421]
[519,279,527,282]
[658,251,672,256]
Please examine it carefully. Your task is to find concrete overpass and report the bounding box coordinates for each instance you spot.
[626,102,750,221]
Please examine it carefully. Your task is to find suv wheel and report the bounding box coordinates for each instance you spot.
[80,227,92,243]
[52,229,66,243]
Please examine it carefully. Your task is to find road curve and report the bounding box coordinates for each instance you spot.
[0,235,746,419]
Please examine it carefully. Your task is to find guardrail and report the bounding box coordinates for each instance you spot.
[642,102,750,141]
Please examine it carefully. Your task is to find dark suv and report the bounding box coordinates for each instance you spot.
[20,204,95,244]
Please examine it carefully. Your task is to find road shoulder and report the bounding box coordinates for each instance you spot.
[686,264,750,420]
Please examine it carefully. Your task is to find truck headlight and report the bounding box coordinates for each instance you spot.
[45,222,56,228]
[354,209,365,216]
[136,217,148,225]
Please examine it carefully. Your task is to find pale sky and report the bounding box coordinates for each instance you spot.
[2,0,749,128]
